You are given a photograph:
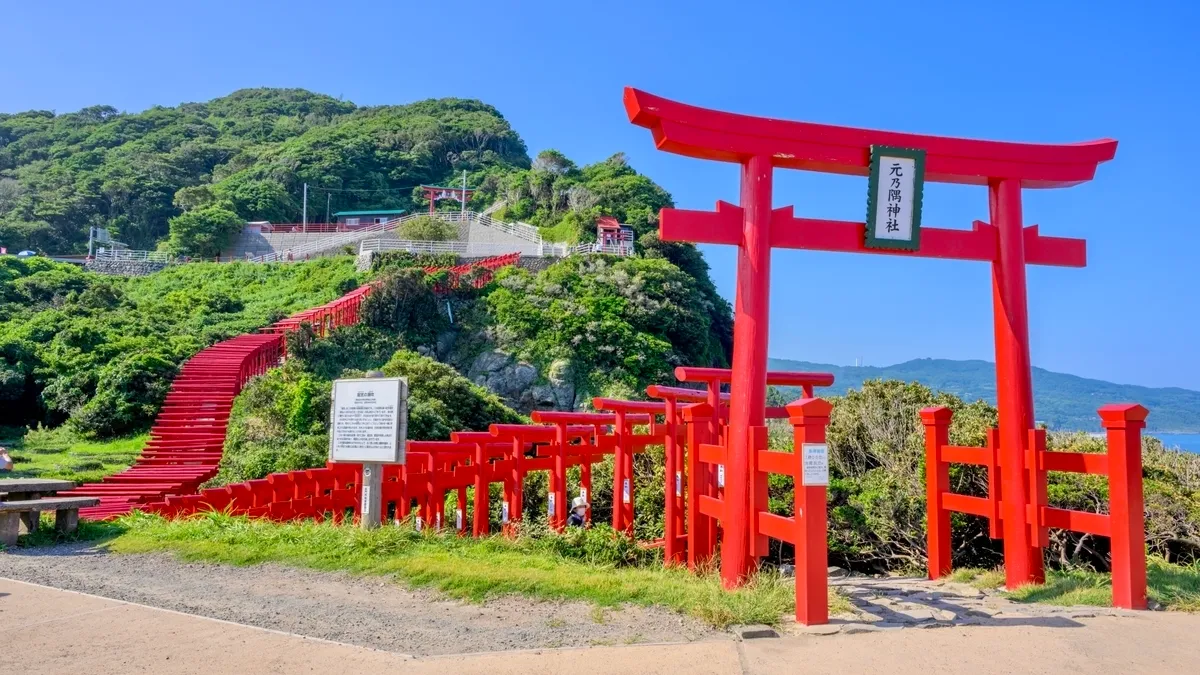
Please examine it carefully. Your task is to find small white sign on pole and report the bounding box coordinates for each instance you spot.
[801,443,830,486]
[717,464,725,488]
[501,502,510,524]
[456,509,463,531]
[675,471,682,495]
[622,478,631,504]
[548,492,556,517]
[329,377,407,464]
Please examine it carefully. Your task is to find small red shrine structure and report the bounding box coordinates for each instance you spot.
[625,87,1145,614]
[596,216,635,254]
[420,185,475,214]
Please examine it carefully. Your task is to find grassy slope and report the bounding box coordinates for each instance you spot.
[19,512,855,627]
[1,426,145,483]
[949,560,1200,612]
[769,357,1200,432]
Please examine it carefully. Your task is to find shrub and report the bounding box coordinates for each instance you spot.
[166,203,244,257]
[397,215,457,242]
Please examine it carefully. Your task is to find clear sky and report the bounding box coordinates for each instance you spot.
[4,0,1197,390]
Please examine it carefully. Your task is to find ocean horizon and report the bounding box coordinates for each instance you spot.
[1149,433,1200,454]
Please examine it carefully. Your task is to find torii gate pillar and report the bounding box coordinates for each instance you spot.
[723,155,774,585]
[990,178,1042,582]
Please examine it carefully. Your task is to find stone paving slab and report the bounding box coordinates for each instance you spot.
[781,572,1143,637]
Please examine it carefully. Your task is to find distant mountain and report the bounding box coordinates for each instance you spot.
[768,357,1200,432]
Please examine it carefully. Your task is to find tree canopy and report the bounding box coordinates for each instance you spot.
[0,89,530,253]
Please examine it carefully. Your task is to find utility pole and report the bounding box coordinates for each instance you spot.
[302,183,308,233]
[325,193,331,225]
[461,170,467,221]
[87,227,94,258]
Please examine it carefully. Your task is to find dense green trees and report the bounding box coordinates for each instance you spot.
[0,256,360,435]
[488,151,672,244]
[0,89,529,253]
[485,255,731,405]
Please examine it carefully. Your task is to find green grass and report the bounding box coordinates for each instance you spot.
[1,426,145,484]
[41,511,806,628]
[947,558,1200,611]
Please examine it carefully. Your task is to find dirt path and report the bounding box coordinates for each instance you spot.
[6,572,1200,675]
[0,542,720,656]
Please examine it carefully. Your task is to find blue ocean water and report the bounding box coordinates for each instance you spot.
[1151,433,1200,454]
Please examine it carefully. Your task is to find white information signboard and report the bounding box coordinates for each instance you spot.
[801,443,830,486]
[329,377,407,464]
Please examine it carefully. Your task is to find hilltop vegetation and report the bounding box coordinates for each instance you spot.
[0,88,679,259]
[0,89,529,253]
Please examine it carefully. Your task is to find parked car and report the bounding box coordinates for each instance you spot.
[16,250,37,257]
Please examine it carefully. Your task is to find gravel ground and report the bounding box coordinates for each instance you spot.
[1,542,721,656]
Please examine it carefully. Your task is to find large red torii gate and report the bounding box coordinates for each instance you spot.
[625,87,1118,591]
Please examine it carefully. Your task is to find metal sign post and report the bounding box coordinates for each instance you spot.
[328,371,407,530]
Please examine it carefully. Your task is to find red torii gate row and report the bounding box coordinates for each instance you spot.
[624,86,1125,596]
[145,365,843,624]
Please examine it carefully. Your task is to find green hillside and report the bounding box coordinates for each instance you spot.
[0,89,529,253]
[769,357,1200,432]
[0,88,733,441]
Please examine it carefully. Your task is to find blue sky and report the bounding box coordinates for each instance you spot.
[3,0,1197,390]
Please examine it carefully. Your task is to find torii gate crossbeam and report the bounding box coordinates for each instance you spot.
[625,87,1117,590]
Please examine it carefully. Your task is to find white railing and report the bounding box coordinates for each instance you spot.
[246,208,627,263]
[94,249,173,263]
[570,242,634,257]
[250,213,418,262]
[359,239,521,256]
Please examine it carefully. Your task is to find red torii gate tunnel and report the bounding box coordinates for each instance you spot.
[625,88,1130,602]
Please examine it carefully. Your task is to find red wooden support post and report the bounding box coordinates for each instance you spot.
[683,403,715,571]
[920,406,953,579]
[1027,428,1049,548]
[1100,403,1149,610]
[509,436,524,533]
[787,397,832,626]
[618,411,634,536]
[551,423,568,531]
[612,413,628,533]
[663,398,683,564]
[721,153,774,589]
[472,441,488,537]
[990,177,1044,588]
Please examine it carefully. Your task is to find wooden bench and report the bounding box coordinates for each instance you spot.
[0,478,101,548]
[0,497,101,547]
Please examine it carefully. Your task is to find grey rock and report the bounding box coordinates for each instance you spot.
[467,349,570,413]
[730,624,779,640]
[798,624,841,636]
[839,623,882,634]
[889,608,936,622]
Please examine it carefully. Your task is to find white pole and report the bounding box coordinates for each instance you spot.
[302,183,308,233]
[461,170,467,221]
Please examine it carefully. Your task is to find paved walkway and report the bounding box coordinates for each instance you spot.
[4,577,1198,674]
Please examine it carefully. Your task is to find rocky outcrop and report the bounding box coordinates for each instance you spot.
[467,349,575,413]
